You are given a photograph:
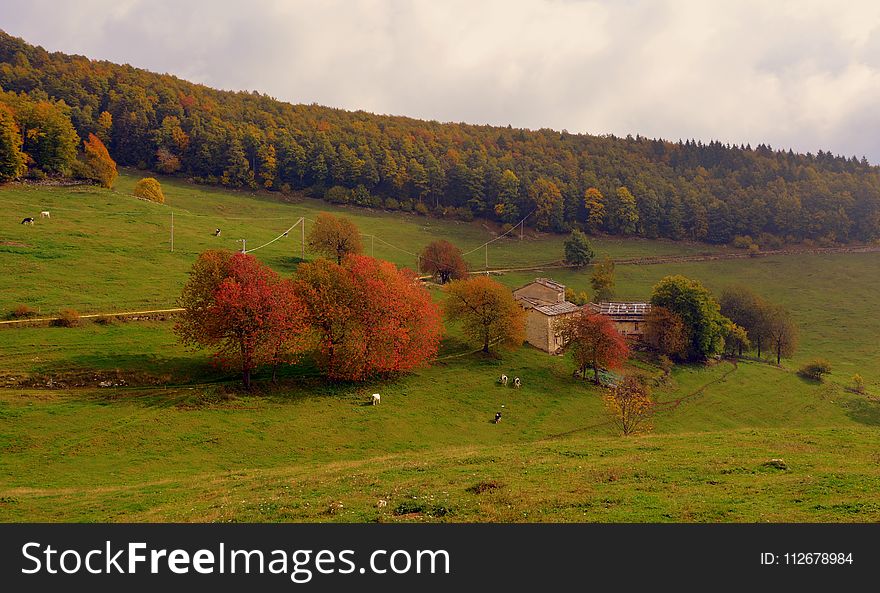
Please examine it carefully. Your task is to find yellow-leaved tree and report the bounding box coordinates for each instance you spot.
[133,177,165,204]
[82,133,117,188]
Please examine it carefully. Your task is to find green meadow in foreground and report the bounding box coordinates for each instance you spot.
[1,174,879,522]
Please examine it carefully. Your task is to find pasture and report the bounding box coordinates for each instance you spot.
[1,172,879,522]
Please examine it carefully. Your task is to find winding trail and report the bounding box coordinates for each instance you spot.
[540,359,740,441]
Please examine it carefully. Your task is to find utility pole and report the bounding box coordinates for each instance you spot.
[170,211,174,252]
[300,217,305,260]
[520,220,523,240]
[485,243,488,275]
[239,238,246,253]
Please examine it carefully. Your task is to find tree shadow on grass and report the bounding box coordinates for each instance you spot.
[843,398,880,426]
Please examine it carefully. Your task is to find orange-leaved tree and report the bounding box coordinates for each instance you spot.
[82,133,117,188]
[0,103,27,181]
[293,254,442,380]
[174,250,308,388]
[133,177,165,204]
[420,239,468,283]
[307,212,363,264]
[444,276,525,354]
[556,312,629,384]
[644,306,687,359]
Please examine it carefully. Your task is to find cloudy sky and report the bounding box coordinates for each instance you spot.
[4,0,880,161]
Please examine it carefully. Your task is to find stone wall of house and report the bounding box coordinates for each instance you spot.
[524,309,553,352]
[613,319,645,339]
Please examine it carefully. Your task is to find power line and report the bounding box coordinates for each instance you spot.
[460,209,535,256]
[243,218,304,254]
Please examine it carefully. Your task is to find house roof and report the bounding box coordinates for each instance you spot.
[533,301,582,316]
[588,301,652,318]
[513,277,566,294]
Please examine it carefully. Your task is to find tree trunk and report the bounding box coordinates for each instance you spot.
[483,332,490,353]
[593,364,600,385]
[243,368,251,390]
[776,345,781,366]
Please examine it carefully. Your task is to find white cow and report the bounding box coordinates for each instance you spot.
[371,393,381,405]
[40,211,50,218]
[499,374,508,386]
[513,377,521,389]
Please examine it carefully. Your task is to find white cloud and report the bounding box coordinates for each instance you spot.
[3,0,880,160]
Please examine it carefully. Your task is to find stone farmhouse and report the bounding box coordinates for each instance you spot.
[513,278,652,353]
[513,278,581,354]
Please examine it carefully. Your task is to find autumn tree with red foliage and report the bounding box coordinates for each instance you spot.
[82,133,117,188]
[556,312,629,384]
[293,254,442,381]
[174,250,308,388]
[420,239,468,283]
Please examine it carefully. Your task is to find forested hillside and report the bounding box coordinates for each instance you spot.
[2,30,879,245]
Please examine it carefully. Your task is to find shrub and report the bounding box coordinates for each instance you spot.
[455,207,474,221]
[11,304,36,319]
[852,373,866,394]
[324,185,350,204]
[758,233,784,250]
[352,185,372,206]
[564,287,589,306]
[93,314,114,326]
[414,202,429,216]
[368,195,384,209]
[53,308,80,327]
[384,197,400,210]
[657,354,674,377]
[400,199,414,212]
[732,235,754,249]
[798,359,832,381]
[133,177,165,204]
[748,244,760,257]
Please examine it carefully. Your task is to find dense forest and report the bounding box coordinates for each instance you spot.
[2,30,880,246]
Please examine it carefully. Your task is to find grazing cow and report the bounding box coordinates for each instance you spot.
[40,211,50,218]
[214,228,222,237]
[21,217,35,225]
[494,411,502,424]
[513,377,521,389]
[499,374,508,386]
[371,393,381,405]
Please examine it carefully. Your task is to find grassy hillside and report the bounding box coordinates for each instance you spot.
[1,175,879,522]
[1,171,721,313]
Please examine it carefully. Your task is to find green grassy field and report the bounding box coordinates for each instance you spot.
[0,171,721,313]
[1,173,879,522]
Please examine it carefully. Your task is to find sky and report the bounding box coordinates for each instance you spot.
[4,0,880,162]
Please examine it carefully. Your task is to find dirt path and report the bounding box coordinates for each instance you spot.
[540,359,740,440]
[653,359,739,412]
[0,307,183,327]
